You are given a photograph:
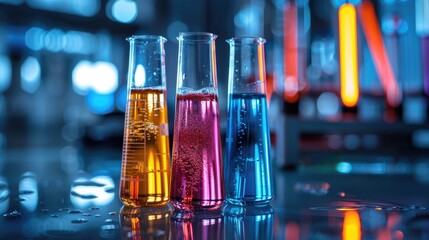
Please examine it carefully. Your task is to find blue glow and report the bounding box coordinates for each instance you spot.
[25,27,45,51]
[25,27,96,54]
[111,0,138,23]
[20,56,41,93]
[331,0,347,8]
[44,29,63,52]
[116,85,127,112]
[317,92,339,117]
[86,91,115,115]
[27,0,99,17]
[336,162,352,174]
[404,98,426,124]
[413,130,429,148]
[0,55,11,92]
[416,0,429,36]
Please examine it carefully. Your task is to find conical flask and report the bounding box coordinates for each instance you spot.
[120,35,170,207]
[224,37,274,206]
[170,32,225,212]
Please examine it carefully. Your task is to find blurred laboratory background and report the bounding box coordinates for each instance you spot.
[2,1,429,239]
[0,0,428,170]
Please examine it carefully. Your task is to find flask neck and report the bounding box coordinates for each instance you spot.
[227,37,266,94]
[176,32,218,92]
[127,35,166,89]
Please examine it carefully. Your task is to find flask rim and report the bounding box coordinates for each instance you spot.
[226,37,266,45]
[177,32,217,42]
[126,35,167,43]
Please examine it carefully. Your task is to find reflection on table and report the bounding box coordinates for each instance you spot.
[0,149,429,239]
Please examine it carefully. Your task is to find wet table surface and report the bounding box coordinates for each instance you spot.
[1,147,429,239]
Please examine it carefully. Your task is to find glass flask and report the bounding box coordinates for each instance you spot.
[170,32,225,212]
[119,206,170,240]
[120,35,170,207]
[224,37,274,206]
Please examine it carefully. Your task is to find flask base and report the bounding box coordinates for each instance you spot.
[225,197,273,207]
[169,198,224,212]
[121,197,169,208]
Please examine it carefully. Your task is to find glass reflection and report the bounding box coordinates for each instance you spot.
[170,211,223,240]
[0,176,9,215]
[223,204,273,240]
[342,210,361,240]
[19,172,38,212]
[120,206,170,240]
[70,175,115,208]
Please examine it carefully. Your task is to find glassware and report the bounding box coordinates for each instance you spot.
[224,37,274,206]
[120,35,170,207]
[170,32,224,212]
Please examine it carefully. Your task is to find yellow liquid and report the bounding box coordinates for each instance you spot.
[120,88,170,207]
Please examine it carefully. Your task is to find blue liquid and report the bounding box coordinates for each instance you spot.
[225,93,273,206]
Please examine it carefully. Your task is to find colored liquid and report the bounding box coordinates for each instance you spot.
[170,91,224,211]
[120,88,170,207]
[225,93,273,206]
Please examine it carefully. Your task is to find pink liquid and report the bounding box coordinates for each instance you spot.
[170,92,225,211]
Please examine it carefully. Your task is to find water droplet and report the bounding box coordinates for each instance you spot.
[82,213,91,216]
[104,187,115,193]
[41,209,49,213]
[50,214,59,218]
[59,208,70,212]
[105,219,113,223]
[94,214,101,217]
[109,212,119,216]
[89,207,100,210]
[71,219,88,224]
[68,209,83,214]
[3,210,21,219]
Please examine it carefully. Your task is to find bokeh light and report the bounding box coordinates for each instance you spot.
[72,60,118,95]
[110,0,137,23]
[20,56,41,93]
[0,55,11,92]
[86,91,115,115]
